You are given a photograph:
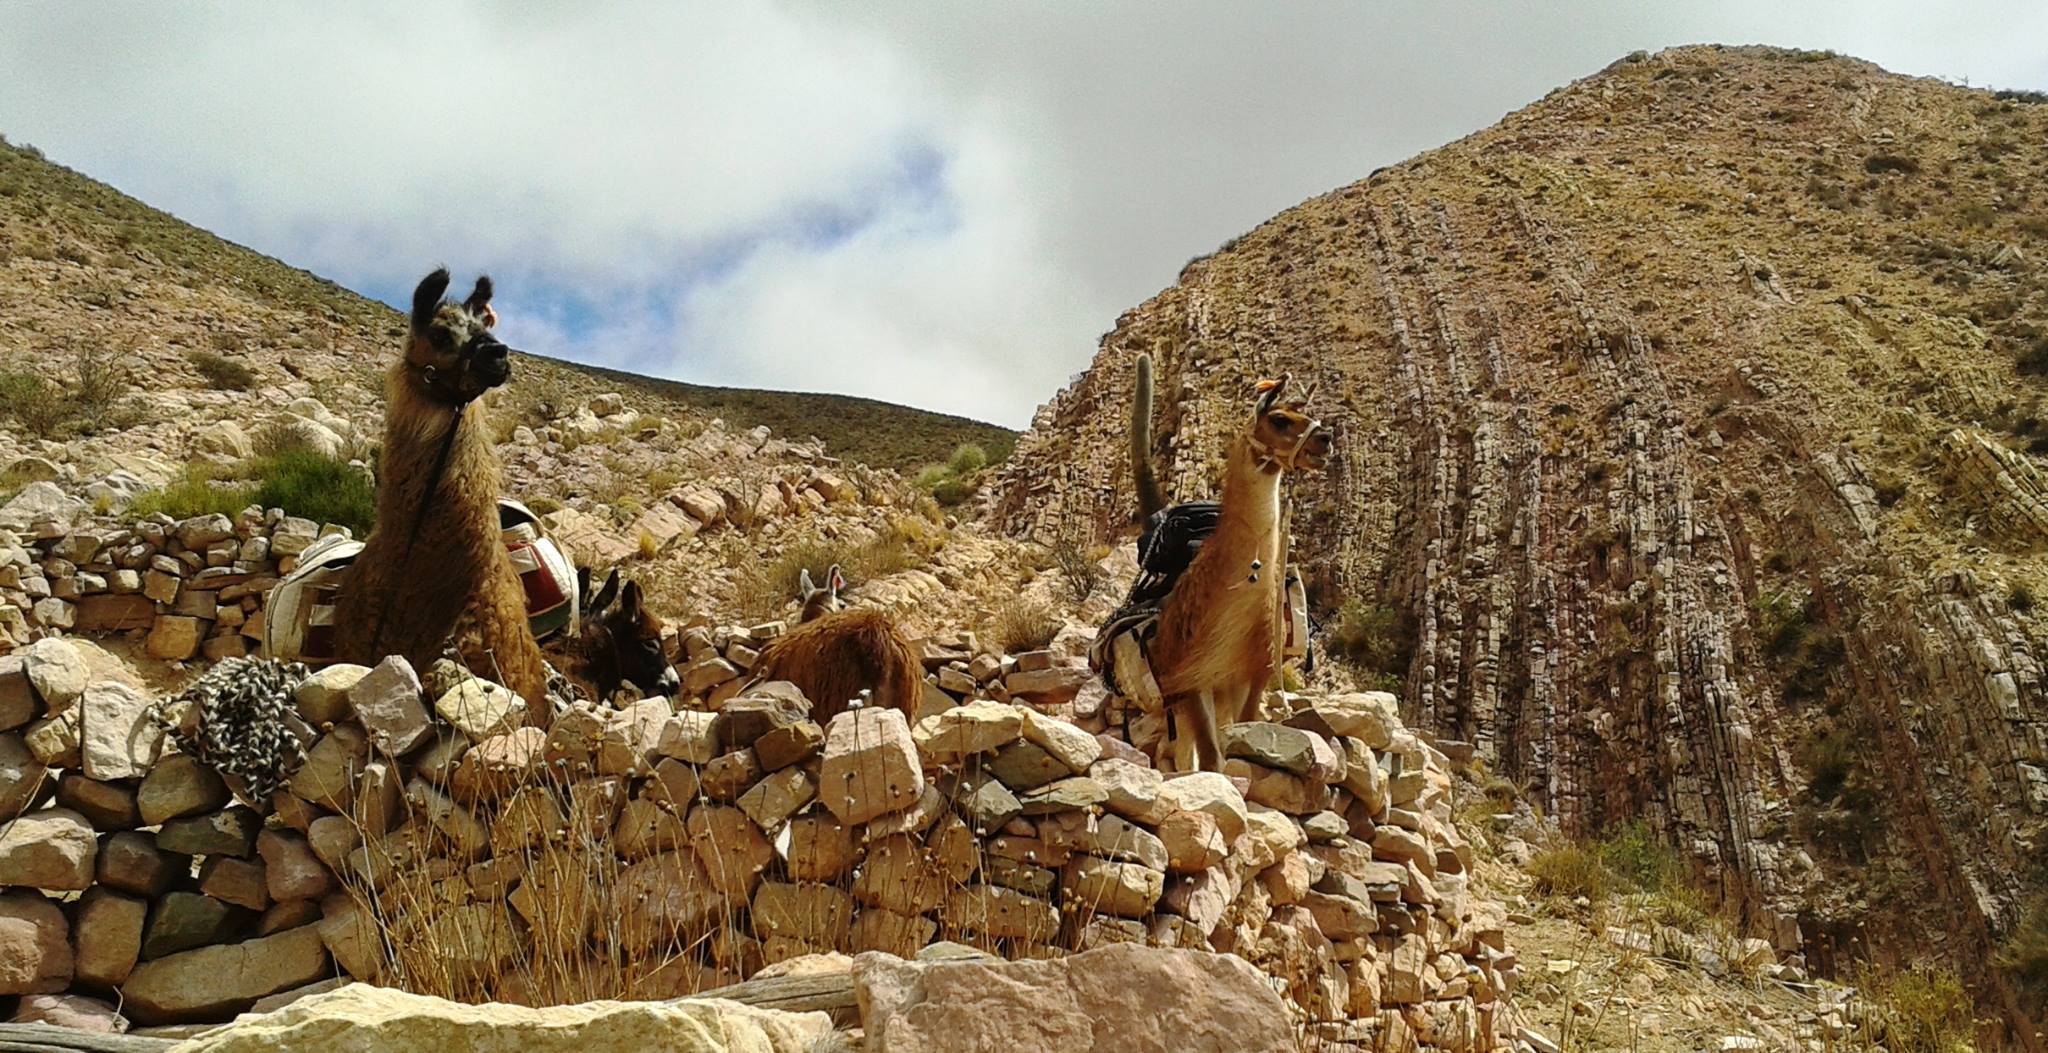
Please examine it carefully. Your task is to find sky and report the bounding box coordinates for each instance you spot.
[2,3,2045,427]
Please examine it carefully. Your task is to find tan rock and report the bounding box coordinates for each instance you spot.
[614,798,690,859]
[818,707,923,825]
[199,855,272,911]
[0,889,70,995]
[911,699,1024,764]
[163,983,832,1052]
[1157,809,1228,873]
[751,881,853,949]
[1062,856,1165,918]
[611,852,720,953]
[287,723,368,812]
[120,923,330,1024]
[853,833,949,916]
[737,766,816,830]
[783,813,858,882]
[292,664,368,726]
[1157,772,1249,843]
[96,831,180,898]
[849,908,936,957]
[451,727,546,803]
[257,829,334,902]
[349,656,428,758]
[686,805,772,897]
[72,887,146,986]
[77,682,165,780]
[10,992,128,1034]
[146,615,206,661]
[853,943,1294,1053]
[938,884,1057,942]
[137,753,231,825]
[434,678,525,741]
[0,807,97,890]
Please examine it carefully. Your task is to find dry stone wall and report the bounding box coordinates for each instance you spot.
[1,621,1518,1049]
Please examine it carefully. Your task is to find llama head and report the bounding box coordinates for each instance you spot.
[405,268,516,406]
[583,568,682,699]
[1248,373,1333,472]
[797,564,845,622]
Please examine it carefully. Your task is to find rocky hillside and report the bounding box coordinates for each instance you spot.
[996,44,2048,1044]
[0,135,1013,476]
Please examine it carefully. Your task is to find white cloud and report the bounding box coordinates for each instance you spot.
[2,1,2044,426]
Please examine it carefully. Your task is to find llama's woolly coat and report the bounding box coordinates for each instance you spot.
[331,369,549,715]
[750,608,921,726]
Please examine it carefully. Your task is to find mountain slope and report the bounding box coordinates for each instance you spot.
[996,45,2048,1044]
[0,136,1011,474]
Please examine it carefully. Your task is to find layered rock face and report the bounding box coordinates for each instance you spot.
[996,45,2048,1040]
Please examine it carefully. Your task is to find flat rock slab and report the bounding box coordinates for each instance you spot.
[162,980,833,1052]
[853,942,1294,1053]
[121,923,331,1025]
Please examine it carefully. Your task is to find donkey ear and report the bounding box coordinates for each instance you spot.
[412,268,451,332]
[577,566,591,603]
[590,568,620,615]
[465,275,495,318]
[619,579,644,617]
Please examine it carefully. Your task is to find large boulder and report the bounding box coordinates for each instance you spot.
[0,807,97,889]
[852,943,1295,1053]
[163,983,833,1052]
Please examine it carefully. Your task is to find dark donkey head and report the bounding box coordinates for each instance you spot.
[405,268,516,406]
[578,567,681,701]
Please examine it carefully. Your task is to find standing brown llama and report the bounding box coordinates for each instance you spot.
[1141,370,1332,772]
[747,565,922,726]
[331,269,549,720]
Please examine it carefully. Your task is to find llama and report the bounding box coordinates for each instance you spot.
[331,269,550,720]
[1101,358,1332,771]
[747,564,922,725]
[563,567,681,702]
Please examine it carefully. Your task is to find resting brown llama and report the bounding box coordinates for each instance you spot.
[332,269,549,720]
[561,567,681,703]
[1143,371,1331,772]
[748,565,922,725]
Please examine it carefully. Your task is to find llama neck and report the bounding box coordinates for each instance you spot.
[1211,434,1284,553]
[379,368,497,536]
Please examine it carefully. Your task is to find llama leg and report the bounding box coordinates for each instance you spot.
[1191,687,1226,773]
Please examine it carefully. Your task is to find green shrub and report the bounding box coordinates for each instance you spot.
[948,443,989,476]
[251,450,376,536]
[1327,601,1411,689]
[128,469,257,522]
[1855,962,1976,1053]
[1598,820,1689,895]
[930,478,974,506]
[188,349,258,391]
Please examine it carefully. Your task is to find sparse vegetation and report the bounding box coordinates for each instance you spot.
[1852,962,1978,1053]
[1325,600,1410,691]
[129,450,374,534]
[188,348,258,390]
[911,442,999,508]
[730,517,942,620]
[990,596,1063,654]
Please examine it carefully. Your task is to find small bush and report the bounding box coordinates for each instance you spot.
[252,417,327,460]
[930,478,974,506]
[2000,894,2048,1008]
[990,597,1063,654]
[250,450,376,536]
[948,443,989,476]
[188,349,258,391]
[1855,962,1976,1053]
[0,371,69,439]
[1050,533,1104,604]
[1526,844,1610,901]
[1864,154,1920,176]
[128,468,257,522]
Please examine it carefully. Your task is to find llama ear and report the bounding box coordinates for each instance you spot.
[412,268,451,333]
[798,568,815,597]
[828,564,845,592]
[590,568,620,615]
[1254,374,1290,416]
[465,275,495,320]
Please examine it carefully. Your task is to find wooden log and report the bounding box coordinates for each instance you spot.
[0,1023,178,1053]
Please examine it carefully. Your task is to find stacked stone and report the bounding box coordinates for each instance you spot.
[0,637,334,1027]
[3,636,1514,1048]
[0,507,338,657]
